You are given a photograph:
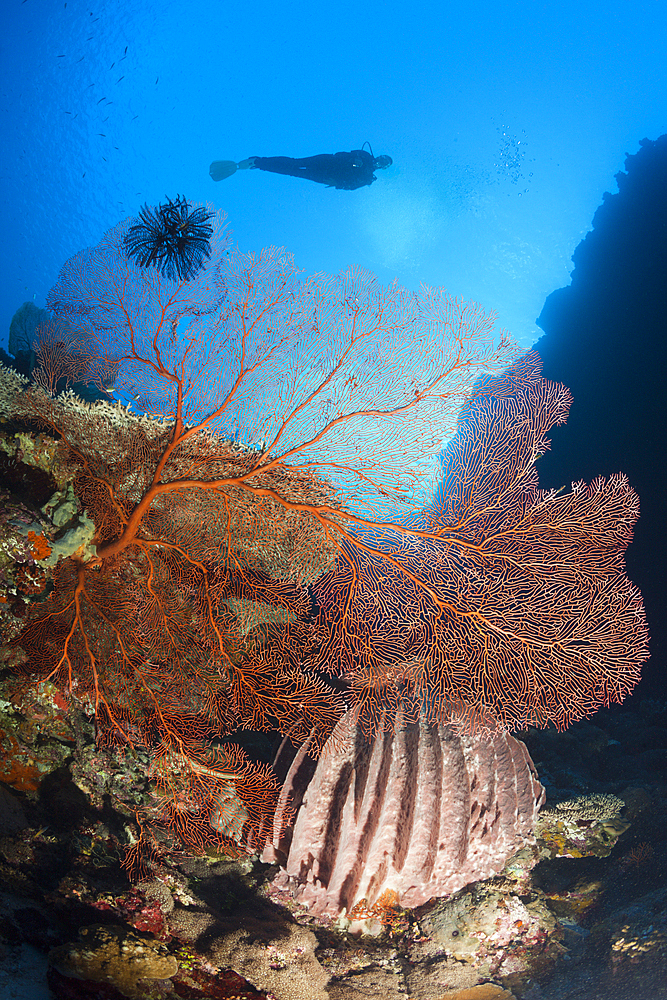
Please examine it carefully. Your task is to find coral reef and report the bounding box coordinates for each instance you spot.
[407,884,565,989]
[2,697,667,997]
[1,211,530,874]
[0,205,658,998]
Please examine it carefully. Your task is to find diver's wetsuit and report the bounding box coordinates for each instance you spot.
[250,150,379,190]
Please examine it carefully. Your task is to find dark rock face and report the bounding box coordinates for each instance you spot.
[0,784,28,836]
[534,134,667,692]
[265,710,544,916]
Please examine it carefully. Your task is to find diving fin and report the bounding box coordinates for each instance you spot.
[209,160,238,182]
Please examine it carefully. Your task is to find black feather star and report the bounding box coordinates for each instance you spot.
[124,195,214,281]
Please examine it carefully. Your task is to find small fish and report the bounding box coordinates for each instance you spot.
[87,83,95,88]
[110,62,115,68]
[116,76,124,82]
[98,133,106,136]
[57,54,66,58]
[124,46,128,53]
[97,97,105,104]
[131,115,138,120]
[77,56,84,62]
[155,76,159,84]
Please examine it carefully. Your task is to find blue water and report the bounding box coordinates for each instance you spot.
[2,0,666,353]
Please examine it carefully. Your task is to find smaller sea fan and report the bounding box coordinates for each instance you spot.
[124,195,214,281]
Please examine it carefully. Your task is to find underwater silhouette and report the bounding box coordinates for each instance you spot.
[210,143,392,190]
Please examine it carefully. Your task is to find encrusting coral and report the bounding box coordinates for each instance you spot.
[48,923,178,998]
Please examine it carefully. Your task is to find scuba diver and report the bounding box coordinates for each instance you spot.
[209,143,392,190]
